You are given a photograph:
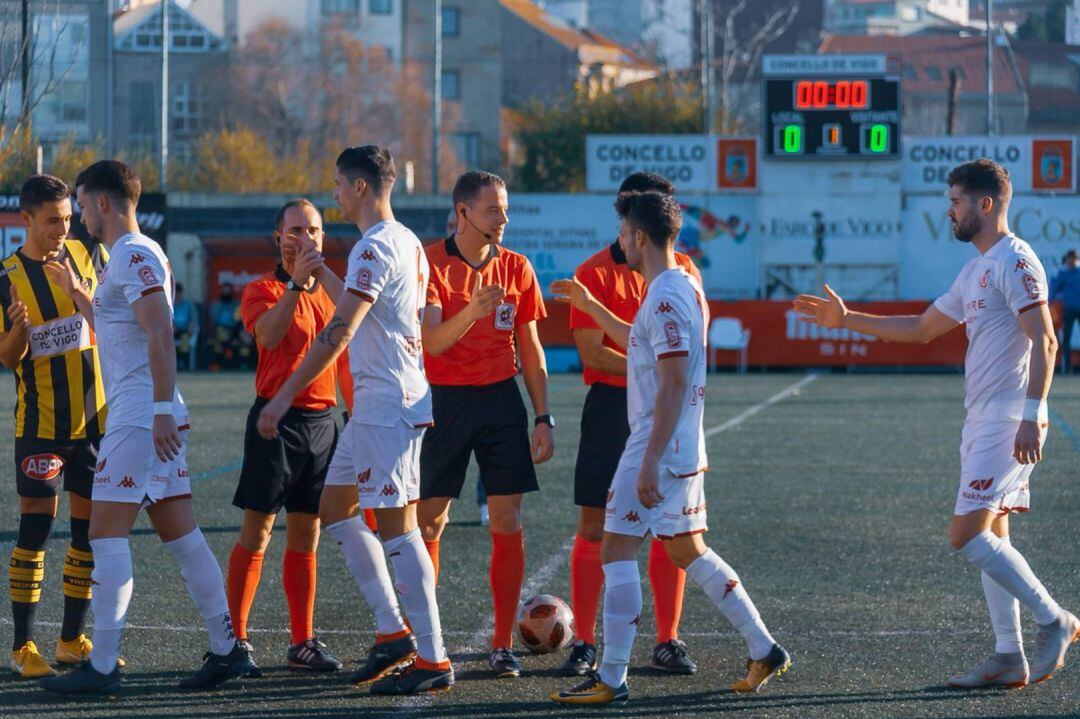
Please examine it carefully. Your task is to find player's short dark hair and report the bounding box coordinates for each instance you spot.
[336,145,395,198]
[74,160,141,205]
[947,159,1012,204]
[615,191,682,248]
[617,172,675,196]
[274,198,320,233]
[19,174,69,215]
[452,171,506,208]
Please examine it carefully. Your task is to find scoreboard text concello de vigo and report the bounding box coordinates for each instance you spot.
[762,54,901,160]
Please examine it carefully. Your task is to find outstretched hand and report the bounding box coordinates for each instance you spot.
[792,284,848,328]
[548,277,594,313]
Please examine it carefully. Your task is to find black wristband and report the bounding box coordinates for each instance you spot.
[534,414,555,428]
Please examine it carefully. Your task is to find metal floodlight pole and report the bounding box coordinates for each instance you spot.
[432,0,443,195]
[161,0,170,190]
[986,0,993,136]
[20,0,29,125]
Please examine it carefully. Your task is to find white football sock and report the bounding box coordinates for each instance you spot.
[687,549,776,661]
[961,531,1062,626]
[598,561,641,688]
[325,516,407,636]
[384,528,446,663]
[982,537,1023,655]
[88,538,133,674]
[164,528,235,655]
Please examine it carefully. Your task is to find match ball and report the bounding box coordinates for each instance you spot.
[516,594,575,654]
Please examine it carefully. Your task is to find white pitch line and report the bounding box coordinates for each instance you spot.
[704,373,821,439]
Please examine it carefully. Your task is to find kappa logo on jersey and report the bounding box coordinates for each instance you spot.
[968,478,993,491]
[621,510,641,523]
[979,269,990,288]
[723,579,739,599]
[494,302,515,331]
[21,454,64,481]
[1022,273,1040,299]
[357,468,371,484]
[655,301,674,314]
[1015,259,1029,272]
[663,320,681,348]
[118,476,136,489]
[137,265,158,287]
[360,249,376,262]
[380,484,397,497]
[128,253,146,266]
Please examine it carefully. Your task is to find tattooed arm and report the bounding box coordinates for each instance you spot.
[257,290,373,438]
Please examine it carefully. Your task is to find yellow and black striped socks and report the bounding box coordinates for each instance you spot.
[9,513,54,650]
[61,517,93,642]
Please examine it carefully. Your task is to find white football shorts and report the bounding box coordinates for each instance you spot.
[325,418,424,509]
[92,426,191,504]
[604,455,708,539]
[954,419,1047,516]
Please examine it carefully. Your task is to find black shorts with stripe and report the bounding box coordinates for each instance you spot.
[420,378,539,499]
[14,436,99,500]
[232,398,338,515]
[574,382,630,508]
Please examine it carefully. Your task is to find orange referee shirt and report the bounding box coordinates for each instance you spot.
[425,236,546,387]
[241,265,345,410]
[569,241,701,388]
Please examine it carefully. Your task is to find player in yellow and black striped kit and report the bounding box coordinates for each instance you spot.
[0,175,108,678]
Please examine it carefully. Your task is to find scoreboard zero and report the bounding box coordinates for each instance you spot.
[762,54,900,160]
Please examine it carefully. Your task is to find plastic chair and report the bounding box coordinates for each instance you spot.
[708,317,751,373]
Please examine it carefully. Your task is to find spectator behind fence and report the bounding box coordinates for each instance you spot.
[1051,249,1080,373]
[208,283,252,370]
[173,283,197,370]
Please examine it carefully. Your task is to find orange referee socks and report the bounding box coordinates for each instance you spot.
[282,549,317,645]
[424,539,441,584]
[226,544,264,641]
[490,529,525,649]
[649,537,686,644]
[570,535,603,644]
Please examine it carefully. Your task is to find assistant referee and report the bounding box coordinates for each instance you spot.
[226,199,349,674]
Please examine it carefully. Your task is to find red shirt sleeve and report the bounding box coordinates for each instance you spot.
[426,267,446,310]
[515,257,547,325]
[240,279,279,337]
[569,263,604,331]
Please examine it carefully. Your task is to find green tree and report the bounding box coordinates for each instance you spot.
[512,81,703,192]
[1016,0,1066,42]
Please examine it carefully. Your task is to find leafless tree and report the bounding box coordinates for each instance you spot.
[0,0,86,133]
[711,0,800,134]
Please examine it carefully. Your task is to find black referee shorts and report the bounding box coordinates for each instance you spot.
[14,436,99,500]
[574,382,630,508]
[232,397,338,515]
[421,378,539,499]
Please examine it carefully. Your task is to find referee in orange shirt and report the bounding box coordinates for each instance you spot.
[561,173,703,677]
[419,171,554,678]
[226,199,350,674]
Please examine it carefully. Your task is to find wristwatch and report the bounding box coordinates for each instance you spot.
[534,414,555,428]
[285,279,301,292]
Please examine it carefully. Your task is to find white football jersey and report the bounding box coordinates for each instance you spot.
[933,235,1049,421]
[93,233,187,430]
[344,220,433,428]
[623,267,709,476]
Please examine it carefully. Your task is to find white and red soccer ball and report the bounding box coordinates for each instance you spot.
[516,594,574,654]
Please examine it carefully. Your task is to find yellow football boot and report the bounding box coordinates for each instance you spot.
[55,635,126,668]
[732,644,791,693]
[551,673,629,705]
[11,641,57,678]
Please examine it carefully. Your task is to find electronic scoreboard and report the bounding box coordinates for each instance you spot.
[762,54,900,160]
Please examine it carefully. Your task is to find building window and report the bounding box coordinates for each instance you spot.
[321,0,359,14]
[171,81,201,136]
[442,6,460,37]
[925,66,941,81]
[30,12,90,135]
[130,81,156,137]
[369,0,393,15]
[451,131,480,167]
[441,69,459,100]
